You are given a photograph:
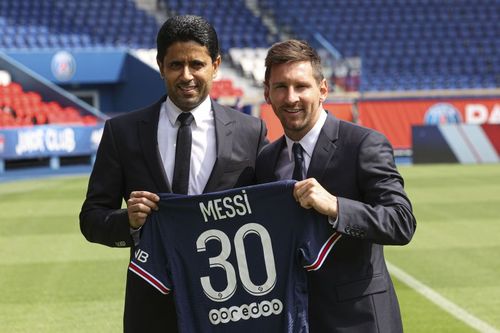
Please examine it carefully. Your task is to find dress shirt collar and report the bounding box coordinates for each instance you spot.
[165,96,213,127]
[284,108,327,161]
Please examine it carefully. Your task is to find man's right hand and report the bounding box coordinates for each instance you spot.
[127,191,160,229]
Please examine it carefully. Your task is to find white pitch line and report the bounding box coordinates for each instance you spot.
[387,261,499,333]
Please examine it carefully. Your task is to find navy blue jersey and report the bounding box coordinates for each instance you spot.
[129,180,341,333]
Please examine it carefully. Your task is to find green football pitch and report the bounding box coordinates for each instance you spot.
[0,164,499,332]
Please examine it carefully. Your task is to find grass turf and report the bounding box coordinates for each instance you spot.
[0,176,129,332]
[386,164,500,332]
[0,164,498,332]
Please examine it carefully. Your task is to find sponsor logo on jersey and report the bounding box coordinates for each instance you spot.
[134,249,149,263]
[208,298,283,325]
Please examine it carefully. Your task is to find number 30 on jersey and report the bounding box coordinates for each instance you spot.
[196,223,277,302]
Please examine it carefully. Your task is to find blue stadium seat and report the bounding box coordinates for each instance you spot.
[0,0,497,91]
[161,0,277,52]
[256,0,499,91]
[0,0,160,50]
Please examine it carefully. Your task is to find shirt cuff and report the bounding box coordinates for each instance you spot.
[328,216,339,229]
[130,226,142,246]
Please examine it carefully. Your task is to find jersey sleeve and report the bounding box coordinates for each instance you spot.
[298,210,342,272]
[128,212,172,294]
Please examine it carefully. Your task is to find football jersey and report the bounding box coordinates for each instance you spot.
[129,180,341,333]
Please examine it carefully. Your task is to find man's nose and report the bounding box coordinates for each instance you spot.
[284,87,299,104]
[180,66,194,80]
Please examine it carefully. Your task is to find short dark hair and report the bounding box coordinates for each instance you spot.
[264,40,324,84]
[156,15,219,63]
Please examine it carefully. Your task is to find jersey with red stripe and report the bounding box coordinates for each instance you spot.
[129,180,341,333]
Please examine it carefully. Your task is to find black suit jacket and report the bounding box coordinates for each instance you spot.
[256,113,416,333]
[80,96,267,332]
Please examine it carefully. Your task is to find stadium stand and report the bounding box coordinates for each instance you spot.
[0,81,97,128]
[228,48,268,85]
[1,0,498,93]
[1,0,499,112]
[257,0,499,92]
[210,79,243,99]
[161,0,278,53]
[0,0,158,49]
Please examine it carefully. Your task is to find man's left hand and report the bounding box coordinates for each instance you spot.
[293,178,338,219]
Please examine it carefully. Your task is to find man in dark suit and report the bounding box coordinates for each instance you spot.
[80,15,267,332]
[256,40,416,332]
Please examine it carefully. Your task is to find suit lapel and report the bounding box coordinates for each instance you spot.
[204,102,234,192]
[266,137,286,182]
[138,96,170,192]
[307,114,340,181]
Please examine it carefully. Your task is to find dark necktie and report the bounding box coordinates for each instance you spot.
[172,112,194,194]
[292,143,305,181]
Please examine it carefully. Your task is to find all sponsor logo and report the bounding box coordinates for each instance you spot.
[424,102,500,125]
[15,128,76,155]
[208,298,283,325]
[465,104,500,124]
[134,249,149,263]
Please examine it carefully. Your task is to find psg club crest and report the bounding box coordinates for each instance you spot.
[51,51,76,81]
[424,103,462,125]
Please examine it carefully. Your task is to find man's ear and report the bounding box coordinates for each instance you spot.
[212,55,222,73]
[157,59,164,78]
[264,84,270,104]
[319,78,328,102]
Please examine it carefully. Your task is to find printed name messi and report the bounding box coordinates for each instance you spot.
[199,190,252,222]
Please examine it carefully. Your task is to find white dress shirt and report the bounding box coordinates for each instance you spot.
[275,109,327,180]
[274,109,338,228]
[158,96,216,195]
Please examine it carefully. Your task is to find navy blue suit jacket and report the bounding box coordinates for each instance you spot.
[256,113,416,332]
[80,96,268,332]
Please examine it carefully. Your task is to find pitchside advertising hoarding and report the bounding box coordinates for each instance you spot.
[0,124,103,171]
[260,102,354,142]
[351,98,500,164]
[261,98,499,149]
[357,98,500,149]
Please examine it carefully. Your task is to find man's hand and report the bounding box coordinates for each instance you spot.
[293,178,338,219]
[127,191,160,229]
